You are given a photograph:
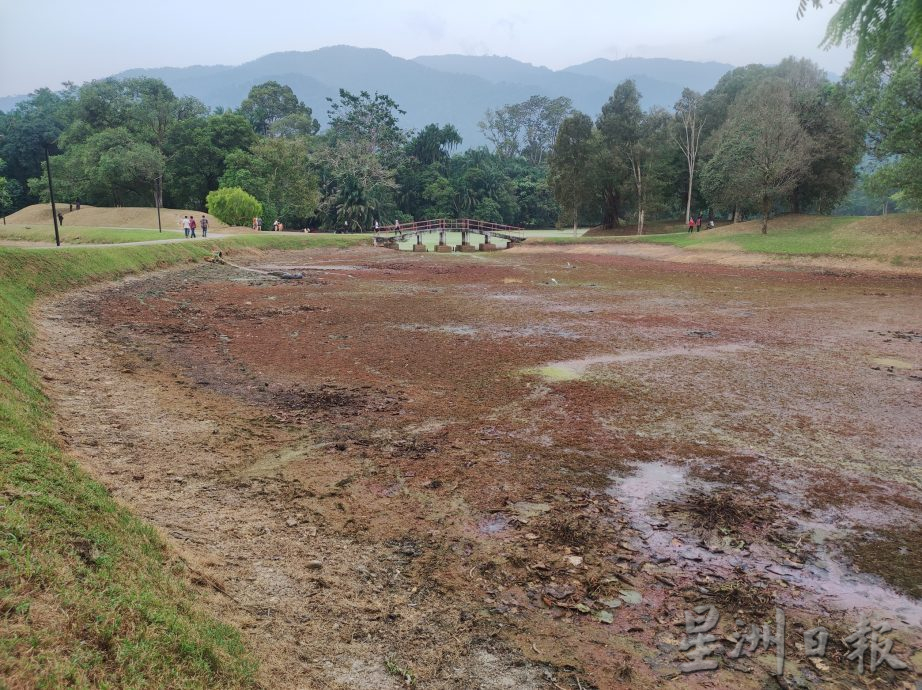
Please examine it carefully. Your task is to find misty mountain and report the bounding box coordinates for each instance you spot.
[1,46,735,147]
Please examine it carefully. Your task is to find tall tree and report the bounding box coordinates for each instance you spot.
[31,128,164,207]
[164,112,256,209]
[598,80,668,234]
[407,124,462,166]
[704,79,813,233]
[0,86,76,209]
[326,89,406,164]
[479,106,521,158]
[850,53,922,206]
[519,95,574,165]
[549,112,594,233]
[239,81,318,136]
[629,108,672,234]
[320,90,407,226]
[700,130,759,223]
[0,158,12,219]
[123,77,206,152]
[673,89,706,224]
[220,136,320,227]
[775,58,862,212]
[480,96,573,164]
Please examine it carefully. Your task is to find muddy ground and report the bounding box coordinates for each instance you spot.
[33,245,922,689]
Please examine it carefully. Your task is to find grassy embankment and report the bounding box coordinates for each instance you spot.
[0,226,184,244]
[541,214,922,265]
[0,234,364,687]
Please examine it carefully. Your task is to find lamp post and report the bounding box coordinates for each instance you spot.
[155,174,163,232]
[44,146,61,247]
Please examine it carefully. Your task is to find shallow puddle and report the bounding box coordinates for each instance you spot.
[478,513,511,535]
[527,343,752,381]
[609,461,922,628]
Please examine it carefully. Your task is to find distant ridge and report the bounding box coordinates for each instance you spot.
[1,47,736,147]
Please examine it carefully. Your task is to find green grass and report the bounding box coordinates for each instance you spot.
[0,234,365,687]
[536,215,922,263]
[634,216,859,254]
[0,225,185,244]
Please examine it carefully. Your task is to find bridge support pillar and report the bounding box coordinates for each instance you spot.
[479,243,498,251]
[435,244,453,253]
[413,243,428,252]
[458,243,476,252]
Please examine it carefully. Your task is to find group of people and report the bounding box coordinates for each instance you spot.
[180,214,209,238]
[687,214,716,232]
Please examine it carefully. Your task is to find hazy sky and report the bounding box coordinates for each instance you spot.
[0,0,854,96]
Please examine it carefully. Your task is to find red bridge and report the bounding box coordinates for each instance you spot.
[373,218,526,252]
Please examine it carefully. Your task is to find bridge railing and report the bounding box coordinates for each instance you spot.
[375,218,526,241]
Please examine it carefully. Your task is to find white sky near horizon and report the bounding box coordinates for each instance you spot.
[0,0,854,96]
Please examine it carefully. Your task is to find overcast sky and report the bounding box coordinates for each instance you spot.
[0,0,854,96]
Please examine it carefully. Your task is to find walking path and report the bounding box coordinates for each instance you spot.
[0,233,232,249]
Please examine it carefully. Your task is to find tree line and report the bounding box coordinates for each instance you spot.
[1,3,920,232]
[0,80,561,229]
[547,58,867,234]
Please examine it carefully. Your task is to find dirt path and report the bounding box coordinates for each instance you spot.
[31,249,922,689]
[0,233,233,248]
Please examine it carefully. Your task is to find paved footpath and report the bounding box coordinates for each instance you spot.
[0,233,233,249]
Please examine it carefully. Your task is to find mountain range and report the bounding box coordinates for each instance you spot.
[0,46,736,148]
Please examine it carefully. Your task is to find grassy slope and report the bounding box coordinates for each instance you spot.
[540,214,922,264]
[0,226,184,244]
[5,205,228,231]
[0,234,365,688]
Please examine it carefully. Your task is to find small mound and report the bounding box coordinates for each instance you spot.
[5,204,252,232]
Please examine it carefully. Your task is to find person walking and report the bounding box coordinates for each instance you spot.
[200,215,209,238]
[189,216,197,238]
[57,211,64,226]
[696,213,703,232]
[181,215,190,238]
[687,217,695,233]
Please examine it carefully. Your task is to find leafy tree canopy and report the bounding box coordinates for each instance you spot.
[206,186,262,227]
[801,0,922,66]
[239,81,318,136]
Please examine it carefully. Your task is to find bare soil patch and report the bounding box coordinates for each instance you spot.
[32,246,922,688]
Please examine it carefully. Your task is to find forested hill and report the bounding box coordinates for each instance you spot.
[1,46,734,147]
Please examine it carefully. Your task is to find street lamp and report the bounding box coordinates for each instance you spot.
[44,146,61,247]
[155,174,163,232]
